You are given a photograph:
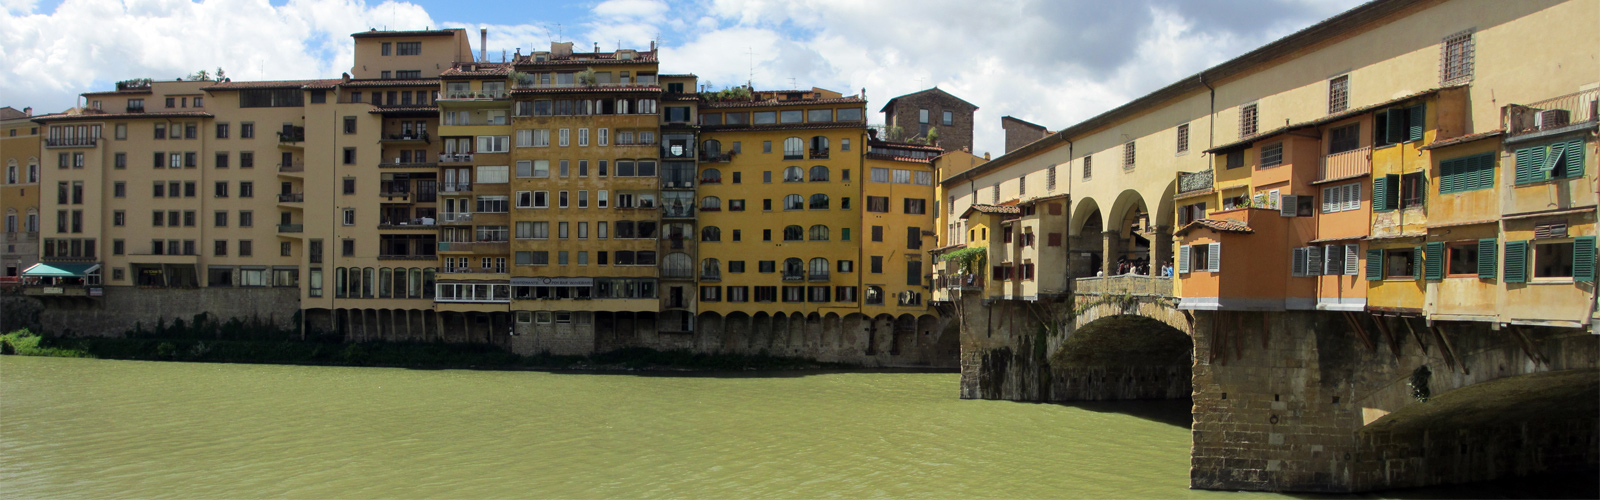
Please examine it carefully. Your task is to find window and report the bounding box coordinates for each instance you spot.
[1082,155,1092,179]
[1178,243,1221,273]
[1440,152,1496,193]
[1329,123,1361,154]
[1328,75,1350,114]
[810,194,829,210]
[866,196,889,213]
[783,137,803,159]
[1382,247,1418,279]
[1399,172,1424,209]
[1225,149,1245,169]
[1375,103,1425,148]
[343,208,355,225]
[904,198,926,215]
[784,194,803,211]
[942,110,954,126]
[871,226,884,243]
[1320,183,1361,214]
[1445,241,1483,277]
[1258,143,1284,168]
[1239,103,1258,137]
[1440,29,1474,85]
[1514,140,1585,185]
[1176,123,1190,154]
[240,152,254,168]
[397,41,421,56]
[759,261,776,273]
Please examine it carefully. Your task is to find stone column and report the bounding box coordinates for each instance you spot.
[1151,225,1174,273]
[1102,230,1122,275]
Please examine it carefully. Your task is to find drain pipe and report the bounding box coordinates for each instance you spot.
[1199,72,1215,150]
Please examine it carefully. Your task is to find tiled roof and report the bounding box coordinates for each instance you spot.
[864,152,933,163]
[664,94,699,101]
[967,204,1021,215]
[1203,85,1465,154]
[511,85,660,94]
[868,140,943,152]
[34,111,213,122]
[1175,218,1254,236]
[659,73,697,78]
[700,121,866,133]
[0,107,29,120]
[699,96,866,109]
[1420,129,1505,150]
[350,29,462,39]
[514,52,659,66]
[368,106,439,114]
[340,79,442,88]
[1307,235,1366,244]
[929,243,967,255]
[441,64,512,77]
[81,88,153,96]
[200,79,341,90]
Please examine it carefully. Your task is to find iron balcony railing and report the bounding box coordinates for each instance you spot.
[277,224,304,233]
[45,137,98,148]
[439,153,475,163]
[809,272,830,282]
[277,193,304,203]
[1508,89,1599,136]
[439,183,473,194]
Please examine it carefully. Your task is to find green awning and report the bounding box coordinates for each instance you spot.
[22,262,101,277]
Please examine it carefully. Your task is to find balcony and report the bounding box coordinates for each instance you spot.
[809,272,830,282]
[440,266,507,275]
[698,176,721,185]
[439,153,474,164]
[1178,169,1213,195]
[782,273,804,282]
[512,81,658,90]
[436,241,508,254]
[1507,89,1599,138]
[45,137,98,148]
[1073,275,1172,297]
[378,190,411,200]
[378,254,437,261]
[940,272,986,290]
[439,183,473,194]
[278,126,305,145]
[380,132,430,143]
[696,272,719,282]
[700,150,735,163]
[277,193,304,203]
[379,218,436,229]
[810,148,829,160]
[439,91,510,100]
[662,205,694,218]
[277,224,304,233]
[125,105,145,113]
[379,161,438,169]
[440,212,473,224]
[1320,146,1371,182]
[278,161,305,174]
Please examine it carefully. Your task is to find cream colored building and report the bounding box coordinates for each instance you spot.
[2,106,42,278]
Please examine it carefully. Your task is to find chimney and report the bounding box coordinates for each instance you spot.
[23,107,31,116]
[479,27,488,62]
[650,40,655,52]
[594,42,600,53]
[984,152,991,160]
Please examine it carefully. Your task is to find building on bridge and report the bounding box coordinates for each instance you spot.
[936,0,1599,493]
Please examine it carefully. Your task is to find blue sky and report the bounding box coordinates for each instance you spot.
[0,0,1366,154]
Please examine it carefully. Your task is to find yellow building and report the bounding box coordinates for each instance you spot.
[2,106,42,278]
[862,140,942,312]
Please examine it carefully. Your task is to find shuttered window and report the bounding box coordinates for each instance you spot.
[1292,247,1307,277]
[1514,140,1585,185]
[1373,174,1400,211]
[1439,152,1496,193]
[1375,103,1425,147]
[1207,242,1221,272]
[1177,245,1191,274]
[1325,244,1344,275]
[1306,246,1323,276]
[1503,240,1528,283]
[1424,242,1445,279]
[1365,248,1384,281]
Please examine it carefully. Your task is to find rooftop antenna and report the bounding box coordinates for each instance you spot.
[918,77,925,88]
[789,77,796,90]
[745,47,754,87]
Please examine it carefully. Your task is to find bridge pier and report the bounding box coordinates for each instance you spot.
[957,278,1599,493]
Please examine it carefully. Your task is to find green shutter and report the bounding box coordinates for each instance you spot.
[1504,240,1528,283]
[1477,238,1497,280]
[1414,246,1425,280]
[1574,236,1595,282]
[1515,146,1546,184]
[1441,158,1461,194]
[1372,176,1390,211]
[1366,248,1384,281]
[1386,174,1401,210]
[1386,109,1406,145]
[1562,139,1586,180]
[1473,153,1496,191]
[1407,104,1426,143]
[1425,242,1445,279]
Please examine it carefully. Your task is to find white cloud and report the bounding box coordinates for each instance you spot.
[1,0,1365,155]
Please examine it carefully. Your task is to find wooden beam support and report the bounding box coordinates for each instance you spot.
[1401,316,1430,355]
[1509,325,1549,366]
[1342,311,1375,351]
[1233,311,1246,361]
[1260,312,1270,350]
[1369,313,1402,356]
[1430,324,1468,375]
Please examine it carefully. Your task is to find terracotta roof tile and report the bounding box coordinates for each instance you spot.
[200,79,342,90]
[864,152,934,163]
[341,79,442,88]
[968,204,1021,214]
[699,96,866,109]
[35,111,213,122]
[514,52,659,66]
[441,64,512,77]
[368,106,439,114]
[511,85,660,94]
[1204,85,1466,154]
[700,121,866,133]
[1175,218,1254,236]
[1420,129,1505,150]
[350,29,462,39]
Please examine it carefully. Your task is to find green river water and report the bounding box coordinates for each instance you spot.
[0,356,1579,499]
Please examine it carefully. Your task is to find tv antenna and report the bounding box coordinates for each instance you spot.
[746,47,754,87]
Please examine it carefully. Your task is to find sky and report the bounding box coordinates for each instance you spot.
[0,0,1369,155]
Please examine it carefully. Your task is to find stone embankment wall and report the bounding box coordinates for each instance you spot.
[36,287,300,336]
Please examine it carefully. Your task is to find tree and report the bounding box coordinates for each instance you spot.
[887,125,908,142]
[577,67,597,87]
[187,69,211,81]
[925,126,940,146]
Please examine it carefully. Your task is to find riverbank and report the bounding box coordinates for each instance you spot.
[0,329,871,372]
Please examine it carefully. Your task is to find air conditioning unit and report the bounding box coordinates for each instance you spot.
[683,180,692,187]
[664,182,675,188]
[1536,109,1571,130]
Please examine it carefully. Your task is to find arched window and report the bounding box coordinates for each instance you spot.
[783,166,804,182]
[810,136,829,158]
[783,137,803,158]
[409,268,423,298]
[701,226,721,242]
[701,258,721,280]
[783,258,804,279]
[809,224,829,241]
[809,193,829,210]
[362,267,375,298]
[700,168,722,184]
[808,258,829,280]
[898,290,922,306]
[700,196,721,211]
[784,194,804,210]
[422,268,436,298]
[335,267,348,298]
[866,286,884,305]
[808,165,829,182]
[702,139,721,157]
[783,225,803,241]
[662,252,692,278]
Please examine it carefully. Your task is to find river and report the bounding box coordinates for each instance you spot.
[0,356,1583,499]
